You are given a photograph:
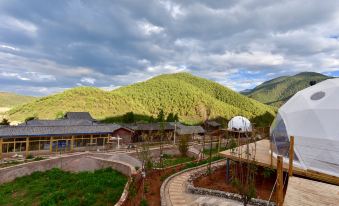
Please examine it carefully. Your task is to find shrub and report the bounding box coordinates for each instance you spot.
[178,136,189,157]
[140,198,149,206]
[26,154,34,159]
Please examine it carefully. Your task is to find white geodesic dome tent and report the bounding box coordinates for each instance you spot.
[270,78,339,177]
[228,116,252,132]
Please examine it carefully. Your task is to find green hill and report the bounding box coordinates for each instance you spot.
[0,92,36,108]
[7,73,276,125]
[245,72,331,107]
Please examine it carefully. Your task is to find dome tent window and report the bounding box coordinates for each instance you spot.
[270,78,339,177]
[310,91,325,100]
[270,114,299,162]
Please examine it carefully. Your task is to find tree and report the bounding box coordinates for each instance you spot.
[149,116,155,123]
[139,134,153,171]
[166,113,175,122]
[25,116,37,122]
[156,109,165,122]
[173,113,179,121]
[55,111,65,119]
[0,118,10,125]
[122,112,135,123]
[230,130,258,206]
[178,135,189,157]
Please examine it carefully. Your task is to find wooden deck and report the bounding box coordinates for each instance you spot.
[284,177,339,206]
[219,139,339,185]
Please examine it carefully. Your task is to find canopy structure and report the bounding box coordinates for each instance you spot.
[270,78,339,177]
[227,116,252,132]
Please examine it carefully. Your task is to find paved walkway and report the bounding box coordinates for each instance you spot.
[162,160,246,206]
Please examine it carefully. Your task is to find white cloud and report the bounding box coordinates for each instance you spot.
[80,77,96,85]
[0,15,37,34]
[159,1,186,19]
[1,1,339,94]
[138,20,164,35]
[0,44,20,51]
[100,85,121,91]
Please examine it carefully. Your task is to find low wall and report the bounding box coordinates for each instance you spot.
[0,152,136,184]
[186,164,275,206]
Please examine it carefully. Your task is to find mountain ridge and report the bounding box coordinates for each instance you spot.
[244,72,331,107]
[0,92,36,108]
[7,72,275,125]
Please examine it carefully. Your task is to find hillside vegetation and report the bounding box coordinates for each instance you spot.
[0,92,36,107]
[245,72,330,107]
[7,73,275,125]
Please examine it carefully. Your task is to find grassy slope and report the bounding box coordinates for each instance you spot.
[0,168,127,206]
[0,92,36,107]
[246,72,330,107]
[7,72,275,125]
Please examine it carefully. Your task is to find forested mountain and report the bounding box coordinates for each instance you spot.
[245,72,331,107]
[7,72,275,125]
[0,92,36,107]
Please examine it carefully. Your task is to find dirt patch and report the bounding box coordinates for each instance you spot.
[193,165,284,202]
[123,165,186,206]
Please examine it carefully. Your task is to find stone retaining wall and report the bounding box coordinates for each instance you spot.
[0,152,136,184]
[186,164,276,206]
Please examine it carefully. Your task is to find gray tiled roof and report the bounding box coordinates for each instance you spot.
[123,122,175,131]
[170,122,205,135]
[0,124,122,138]
[65,112,94,120]
[21,119,97,126]
[205,120,221,127]
[176,126,205,135]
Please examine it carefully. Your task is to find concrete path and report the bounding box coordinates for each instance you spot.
[162,160,238,206]
[192,194,249,206]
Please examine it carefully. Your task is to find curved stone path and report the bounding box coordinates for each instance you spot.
[162,160,233,206]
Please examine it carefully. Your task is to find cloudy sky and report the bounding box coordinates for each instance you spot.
[1,0,339,96]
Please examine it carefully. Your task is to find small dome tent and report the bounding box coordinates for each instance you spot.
[228,116,252,132]
[270,78,339,177]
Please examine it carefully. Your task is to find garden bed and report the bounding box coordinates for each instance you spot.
[123,156,224,206]
[193,164,280,202]
[0,167,127,206]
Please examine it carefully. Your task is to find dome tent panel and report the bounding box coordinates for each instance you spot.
[227,116,252,132]
[270,78,339,177]
[281,109,328,139]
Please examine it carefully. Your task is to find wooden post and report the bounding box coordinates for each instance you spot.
[13,138,16,153]
[217,135,221,155]
[270,140,273,168]
[289,136,295,176]
[49,137,53,154]
[226,158,230,183]
[0,138,3,160]
[71,136,74,152]
[276,155,284,206]
[25,137,29,157]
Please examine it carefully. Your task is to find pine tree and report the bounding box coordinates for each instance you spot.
[0,118,10,125]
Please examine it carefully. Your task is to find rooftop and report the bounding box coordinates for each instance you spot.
[65,112,94,120]
[0,124,121,138]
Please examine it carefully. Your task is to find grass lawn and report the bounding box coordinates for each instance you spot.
[203,146,228,155]
[184,156,224,169]
[0,168,127,206]
[155,154,195,168]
